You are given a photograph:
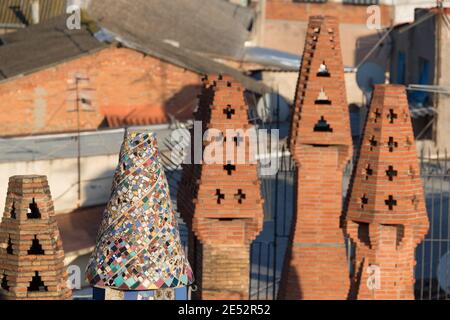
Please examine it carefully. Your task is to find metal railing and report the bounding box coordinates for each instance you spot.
[249,147,450,300]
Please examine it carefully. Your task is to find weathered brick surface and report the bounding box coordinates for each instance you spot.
[0,46,201,136]
[178,75,264,300]
[0,175,71,300]
[265,1,392,25]
[279,16,352,300]
[345,85,429,300]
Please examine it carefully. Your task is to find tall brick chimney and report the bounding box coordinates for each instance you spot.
[344,85,429,300]
[278,15,352,300]
[178,74,264,300]
[0,175,72,300]
[85,132,193,300]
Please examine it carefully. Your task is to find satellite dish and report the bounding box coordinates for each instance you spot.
[356,62,386,94]
[256,93,290,123]
[437,251,450,295]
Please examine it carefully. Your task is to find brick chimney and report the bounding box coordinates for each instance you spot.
[85,132,194,300]
[278,15,352,300]
[177,74,264,300]
[345,85,429,299]
[0,175,72,300]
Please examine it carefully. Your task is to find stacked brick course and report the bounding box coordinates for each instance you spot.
[345,85,429,300]
[0,175,71,300]
[278,15,352,300]
[178,74,264,300]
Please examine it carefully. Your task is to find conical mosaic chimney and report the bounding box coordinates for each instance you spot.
[0,175,72,300]
[85,131,194,295]
[345,85,429,299]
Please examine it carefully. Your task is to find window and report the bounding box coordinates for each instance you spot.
[396,52,406,85]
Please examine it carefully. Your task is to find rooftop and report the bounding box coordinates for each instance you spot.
[0,0,66,28]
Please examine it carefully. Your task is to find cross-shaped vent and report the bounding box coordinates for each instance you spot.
[28,272,48,293]
[369,136,378,151]
[386,166,398,181]
[224,163,236,176]
[223,105,235,119]
[373,109,381,123]
[387,137,398,152]
[388,109,398,124]
[314,117,333,132]
[360,194,369,209]
[27,198,41,219]
[364,164,373,180]
[28,235,45,255]
[234,189,246,204]
[215,189,225,204]
[385,195,397,210]
[228,134,244,147]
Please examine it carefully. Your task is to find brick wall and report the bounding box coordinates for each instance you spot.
[0,46,201,137]
[261,1,393,67]
[266,1,392,25]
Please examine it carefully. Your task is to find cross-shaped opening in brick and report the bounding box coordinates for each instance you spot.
[223,105,235,120]
[224,163,236,176]
[10,201,16,219]
[369,136,378,151]
[231,134,244,147]
[364,164,373,180]
[215,189,225,204]
[314,116,333,132]
[28,272,48,293]
[317,61,330,77]
[373,109,381,123]
[386,166,398,181]
[27,198,41,219]
[387,137,398,152]
[360,194,369,209]
[28,235,45,255]
[1,274,9,291]
[388,109,398,124]
[234,189,246,204]
[385,195,397,210]
[6,236,13,255]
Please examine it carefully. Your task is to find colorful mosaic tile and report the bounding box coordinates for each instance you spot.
[85,131,194,291]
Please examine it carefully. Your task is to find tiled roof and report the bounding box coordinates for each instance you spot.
[87,0,254,59]
[0,0,66,27]
[0,15,106,80]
